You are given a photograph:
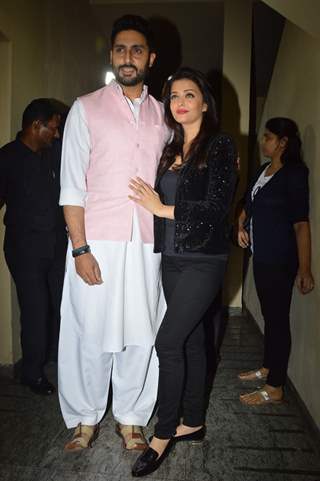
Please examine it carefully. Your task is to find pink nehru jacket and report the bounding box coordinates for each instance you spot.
[80,82,168,243]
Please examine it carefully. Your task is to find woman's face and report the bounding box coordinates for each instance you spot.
[261,129,287,159]
[169,79,207,128]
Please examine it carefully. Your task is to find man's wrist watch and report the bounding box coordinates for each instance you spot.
[72,244,91,258]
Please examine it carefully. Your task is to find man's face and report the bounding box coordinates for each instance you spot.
[36,114,60,148]
[110,29,156,87]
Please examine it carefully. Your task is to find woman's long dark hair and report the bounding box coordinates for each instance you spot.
[158,67,218,174]
[265,117,302,164]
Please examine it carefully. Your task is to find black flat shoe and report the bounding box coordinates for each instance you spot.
[174,426,206,445]
[132,439,174,477]
[21,377,55,396]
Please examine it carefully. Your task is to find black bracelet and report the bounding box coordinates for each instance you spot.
[72,244,91,258]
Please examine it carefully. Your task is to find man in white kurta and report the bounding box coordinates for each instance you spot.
[58,15,169,451]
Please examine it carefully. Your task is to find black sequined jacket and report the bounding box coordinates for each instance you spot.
[154,133,238,254]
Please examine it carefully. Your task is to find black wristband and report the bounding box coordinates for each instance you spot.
[72,244,91,258]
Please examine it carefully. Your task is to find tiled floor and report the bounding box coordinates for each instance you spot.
[1,314,320,481]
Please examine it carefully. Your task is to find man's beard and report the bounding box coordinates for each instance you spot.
[113,63,149,87]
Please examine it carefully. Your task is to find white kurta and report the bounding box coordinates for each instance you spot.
[60,210,165,352]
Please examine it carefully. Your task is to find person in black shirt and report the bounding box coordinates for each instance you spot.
[237,117,314,405]
[0,98,68,395]
[129,67,237,477]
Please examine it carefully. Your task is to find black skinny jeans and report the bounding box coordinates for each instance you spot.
[253,260,297,387]
[154,254,227,439]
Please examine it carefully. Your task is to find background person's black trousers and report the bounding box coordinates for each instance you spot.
[5,251,66,382]
[253,260,297,387]
[154,255,227,439]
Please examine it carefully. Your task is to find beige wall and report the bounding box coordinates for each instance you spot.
[45,0,106,105]
[243,21,320,428]
[263,0,320,39]
[0,1,47,135]
[0,32,12,364]
[0,33,12,146]
[221,0,252,307]
[0,33,13,364]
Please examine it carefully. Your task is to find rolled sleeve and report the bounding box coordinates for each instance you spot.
[59,99,91,207]
[59,187,87,207]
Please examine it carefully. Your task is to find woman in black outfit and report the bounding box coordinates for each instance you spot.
[237,117,314,405]
[129,67,237,477]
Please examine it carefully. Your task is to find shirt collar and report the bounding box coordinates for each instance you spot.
[15,135,35,155]
[14,134,45,157]
[110,79,148,103]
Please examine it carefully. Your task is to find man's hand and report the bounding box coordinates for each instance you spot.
[295,269,314,295]
[75,252,103,285]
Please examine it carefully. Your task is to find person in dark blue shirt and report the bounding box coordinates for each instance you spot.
[0,99,67,395]
[237,117,314,405]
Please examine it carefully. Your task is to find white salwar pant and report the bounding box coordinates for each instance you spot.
[58,211,165,428]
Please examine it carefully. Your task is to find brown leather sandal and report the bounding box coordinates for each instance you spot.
[64,423,99,452]
[115,423,148,451]
[240,389,284,406]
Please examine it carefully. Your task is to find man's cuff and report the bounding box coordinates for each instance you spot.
[59,188,86,207]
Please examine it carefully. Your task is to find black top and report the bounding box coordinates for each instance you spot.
[154,133,238,255]
[159,169,177,255]
[0,137,67,258]
[244,161,309,266]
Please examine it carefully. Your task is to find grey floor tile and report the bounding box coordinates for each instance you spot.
[0,403,65,466]
[1,314,320,481]
[0,465,125,481]
[0,465,50,481]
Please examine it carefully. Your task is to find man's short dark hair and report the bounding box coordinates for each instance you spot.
[22,98,58,129]
[111,15,155,52]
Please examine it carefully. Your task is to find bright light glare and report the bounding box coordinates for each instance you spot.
[105,71,115,85]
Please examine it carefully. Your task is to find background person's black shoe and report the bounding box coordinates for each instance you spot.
[132,439,174,477]
[21,377,55,395]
